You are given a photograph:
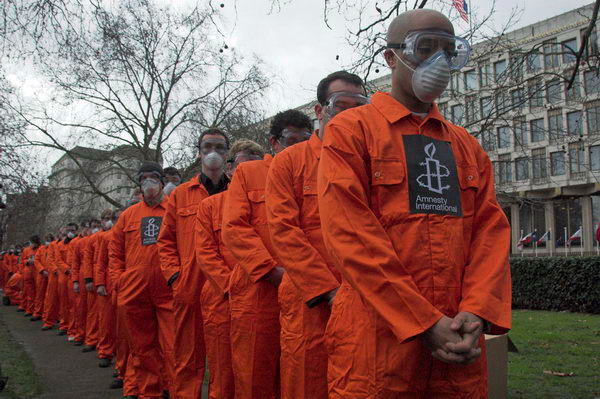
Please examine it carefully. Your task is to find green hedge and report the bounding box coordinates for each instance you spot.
[511,256,600,314]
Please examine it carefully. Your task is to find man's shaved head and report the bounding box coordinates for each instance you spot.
[387,9,454,44]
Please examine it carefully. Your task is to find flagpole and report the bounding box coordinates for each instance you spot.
[565,227,568,257]
[580,225,584,257]
[468,0,474,46]
[550,228,553,257]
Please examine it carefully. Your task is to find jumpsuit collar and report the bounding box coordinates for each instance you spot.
[308,132,322,160]
[199,172,229,195]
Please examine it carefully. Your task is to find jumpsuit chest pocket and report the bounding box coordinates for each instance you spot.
[457,165,479,217]
[370,158,407,216]
[123,222,140,248]
[300,182,320,230]
[176,205,197,232]
[247,190,267,225]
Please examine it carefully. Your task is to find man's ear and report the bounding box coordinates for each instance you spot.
[384,49,396,68]
[314,103,323,121]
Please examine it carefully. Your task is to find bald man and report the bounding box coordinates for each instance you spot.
[317,9,511,398]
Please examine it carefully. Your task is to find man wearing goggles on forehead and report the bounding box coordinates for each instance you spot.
[266,71,367,399]
[222,109,311,399]
[158,128,230,399]
[317,9,511,399]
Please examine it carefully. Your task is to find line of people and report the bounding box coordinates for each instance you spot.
[0,10,512,399]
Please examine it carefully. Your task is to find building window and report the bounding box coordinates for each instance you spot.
[554,199,583,247]
[548,109,564,143]
[567,111,583,136]
[561,38,578,64]
[566,72,582,104]
[527,78,544,108]
[582,27,599,57]
[551,151,566,176]
[451,104,464,124]
[497,126,511,149]
[546,79,562,103]
[464,69,477,91]
[569,142,585,174]
[527,51,542,73]
[495,154,512,184]
[519,202,546,241]
[543,39,560,69]
[465,95,477,123]
[590,145,600,170]
[532,148,547,182]
[480,96,493,119]
[530,118,545,142]
[511,88,525,111]
[515,158,529,180]
[510,52,525,82]
[481,129,496,152]
[513,117,527,146]
[584,68,600,95]
[494,59,507,82]
[438,102,448,119]
[451,72,462,94]
[495,90,509,114]
[479,61,492,87]
[586,100,600,135]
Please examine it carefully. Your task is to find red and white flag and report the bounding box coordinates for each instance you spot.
[568,228,582,245]
[453,0,469,22]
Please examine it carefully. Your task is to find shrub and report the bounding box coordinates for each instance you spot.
[511,256,600,314]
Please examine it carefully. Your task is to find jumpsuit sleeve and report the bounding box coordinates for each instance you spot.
[458,136,512,334]
[70,242,81,282]
[82,239,95,282]
[109,215,127,286]
[95,235,109,287]
[55,244,70,274]
[46,245,57,274]
[266,153,340,305]
[317,120,443,343]
[34,247,46,274]
[222,165,278,282]
[195,197,230,296]
[157,190,182,282]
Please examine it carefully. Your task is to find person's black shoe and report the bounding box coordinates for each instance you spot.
[41,325,52,331]
[16,308,24,312]
[162,390,170,399]
[113,369,119,378]
[73,340,83,346]
[30,316,41,321]
[23,313,32,317]
[124,396,138,399]
[109,378,123,389]
[2,296,10,306]
[57,330,67,336]
[99,358,111,368]
[81,345,96,353]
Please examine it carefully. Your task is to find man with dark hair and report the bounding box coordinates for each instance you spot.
[164,167,182,195]
[21,235,42,316]
[265,72,367,399]
[42,231,62,330]
[317,9,511,398]
[222,109,311,398]
[56,223,78,337]
[158,128,230,399]
[31,233,54,321]
[110,161,176,398]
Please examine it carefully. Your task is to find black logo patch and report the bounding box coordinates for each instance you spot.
[141,216,163,246]
[403,135,462,217]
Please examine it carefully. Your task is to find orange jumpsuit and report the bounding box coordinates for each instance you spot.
[70,236,88,342]
[4,254,22,306]
[95,230,116,360]
[43,241,61,327]
[110,197,175,398]
[33,245,49,318]
[83,232,102,347]
[157,176,210,399]
[56,239,75,334]
[266,134,341,399]
[222,155,281,399]
[317,91,512,398]
[21,246,38,314]
[195,191,235,399]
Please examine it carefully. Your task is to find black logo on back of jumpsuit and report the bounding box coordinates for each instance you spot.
[403,135,462,217]
[141,216,163,246]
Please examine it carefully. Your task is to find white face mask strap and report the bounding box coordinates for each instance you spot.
[391,49,415,72]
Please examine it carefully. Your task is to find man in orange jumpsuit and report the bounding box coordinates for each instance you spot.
[316,9,512,398]
[31,234,53,321]
[110,162,175,398]
[42,233,62,330]
[195,139,265,399]
[265,71,368,399]
[222,109,313,399]
[82,218,103,352]
[4,247,22,307]
[71,224,91,345]
[158,128,230,399]
[94,209,116,368]
[57,223,78,337]
[21,237,41,316]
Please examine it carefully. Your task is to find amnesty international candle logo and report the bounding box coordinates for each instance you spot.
[141,216,163,246]
[403,135,462,217]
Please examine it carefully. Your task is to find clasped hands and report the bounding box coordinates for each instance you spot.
[422,312,484,365]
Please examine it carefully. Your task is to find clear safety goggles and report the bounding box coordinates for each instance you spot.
[198,138,228,155]
[278,128,312,148]
[324,91,369,117]
[387,30,471,70]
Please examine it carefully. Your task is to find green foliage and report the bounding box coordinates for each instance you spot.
[511,256,600,314]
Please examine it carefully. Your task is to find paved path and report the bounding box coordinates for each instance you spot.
[0,304,121,399]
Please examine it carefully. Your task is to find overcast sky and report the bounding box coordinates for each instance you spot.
[218,0,595,115]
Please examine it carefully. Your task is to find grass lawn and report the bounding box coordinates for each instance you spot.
[509,310,600,399]
[0,311,43,399]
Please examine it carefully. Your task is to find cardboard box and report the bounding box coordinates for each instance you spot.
[485,334,508,399]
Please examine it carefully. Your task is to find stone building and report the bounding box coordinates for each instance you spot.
[291,3,600,256]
